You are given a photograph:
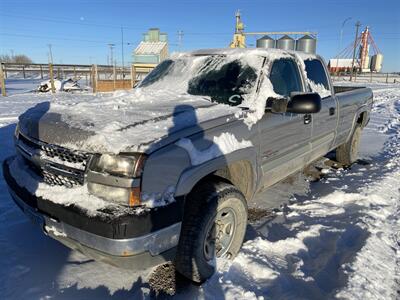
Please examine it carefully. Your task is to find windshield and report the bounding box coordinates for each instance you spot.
[139,54,262,106]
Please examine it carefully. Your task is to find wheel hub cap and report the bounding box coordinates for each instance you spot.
[204,207,237,261]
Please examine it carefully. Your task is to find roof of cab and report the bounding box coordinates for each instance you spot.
[188,48,318,59]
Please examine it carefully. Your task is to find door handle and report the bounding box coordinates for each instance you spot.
[304,114,312,124]
[329,107,335,116]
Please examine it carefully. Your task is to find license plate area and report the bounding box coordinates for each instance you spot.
[9,188,45,228]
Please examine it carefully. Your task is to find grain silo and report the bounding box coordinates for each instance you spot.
[256,35,276,49]
[276,35,295,51]
[296,35,316,54]
[370,54,384,72]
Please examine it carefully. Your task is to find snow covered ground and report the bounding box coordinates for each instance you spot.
[0,81,399,299]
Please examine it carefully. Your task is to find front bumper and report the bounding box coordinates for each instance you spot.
[3,156,184,269]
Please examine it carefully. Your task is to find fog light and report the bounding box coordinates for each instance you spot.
[88,183,141,206]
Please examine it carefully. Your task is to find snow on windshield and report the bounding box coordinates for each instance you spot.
[140,53,263,106]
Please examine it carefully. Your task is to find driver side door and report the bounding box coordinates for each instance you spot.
[258,58,312,189]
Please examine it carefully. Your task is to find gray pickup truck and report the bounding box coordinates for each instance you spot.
[3,48,372,282]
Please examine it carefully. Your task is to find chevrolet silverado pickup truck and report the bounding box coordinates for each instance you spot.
[3,48,373,282]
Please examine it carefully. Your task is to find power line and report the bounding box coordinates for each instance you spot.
[0,32,117,44]
[0,13,147,31]
[0,43,117,49]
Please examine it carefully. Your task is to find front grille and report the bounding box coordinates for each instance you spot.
[42,169,83,187]
[17,133,91,187]
[41,144,90,167]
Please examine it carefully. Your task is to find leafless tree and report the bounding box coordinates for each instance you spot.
[0,54,33,64]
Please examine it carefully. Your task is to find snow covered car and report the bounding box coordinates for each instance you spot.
[3,48,373,283]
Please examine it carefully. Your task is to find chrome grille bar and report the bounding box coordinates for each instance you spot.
[16,132,92,187]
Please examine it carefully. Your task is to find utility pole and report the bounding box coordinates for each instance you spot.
[177,30,184,51]
[108,43,115,66]
[336,17,352,74]
[350,21,361,82]
[47,44,53,64]
[121,26,125,78]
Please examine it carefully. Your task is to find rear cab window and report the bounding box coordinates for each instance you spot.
[304,59,332,98]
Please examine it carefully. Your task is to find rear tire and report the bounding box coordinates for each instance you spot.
[336,124,362,166]
[175,178,247,283]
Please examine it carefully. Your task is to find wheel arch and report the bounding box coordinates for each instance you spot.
[345,107,369,143]
[356,110,369,128]
[174,148,258,201]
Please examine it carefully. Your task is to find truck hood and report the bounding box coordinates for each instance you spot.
[18,90,240,154]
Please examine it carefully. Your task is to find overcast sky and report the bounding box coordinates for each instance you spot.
[1,0,399,71]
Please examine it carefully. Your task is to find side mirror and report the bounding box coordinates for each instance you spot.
[286,93,321,114]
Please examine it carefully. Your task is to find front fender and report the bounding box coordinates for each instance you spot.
[174,147,258,197]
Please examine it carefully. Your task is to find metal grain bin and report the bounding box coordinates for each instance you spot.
[276,35,295,51]
[296,35,316,54]
[256,35,276,49]
[371,54,383,72]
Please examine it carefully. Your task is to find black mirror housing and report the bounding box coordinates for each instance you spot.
[286,93,321,114]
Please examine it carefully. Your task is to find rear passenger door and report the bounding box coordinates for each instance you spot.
[304,58,339,161]
[259,58,312,189]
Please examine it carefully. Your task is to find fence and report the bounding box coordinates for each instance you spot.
[0,62,149,96]
[0,63,5,96]
[331,72,400,84]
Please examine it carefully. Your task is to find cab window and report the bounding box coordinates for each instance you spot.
[304,59,330,91]
[269,59,303,97]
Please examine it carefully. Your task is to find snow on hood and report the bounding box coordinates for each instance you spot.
[18,89,240,154]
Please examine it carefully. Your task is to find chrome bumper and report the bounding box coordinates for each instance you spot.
[9,188,181,257]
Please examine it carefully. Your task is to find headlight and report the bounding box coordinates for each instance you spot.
[88,153,145,206]
[89,153,146,178]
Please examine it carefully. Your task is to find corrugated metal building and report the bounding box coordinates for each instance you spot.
[132,28,168,79]
[133,41,168,64]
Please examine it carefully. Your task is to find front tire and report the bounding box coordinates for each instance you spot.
[175,178,247,283]
[336,124,362,166]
